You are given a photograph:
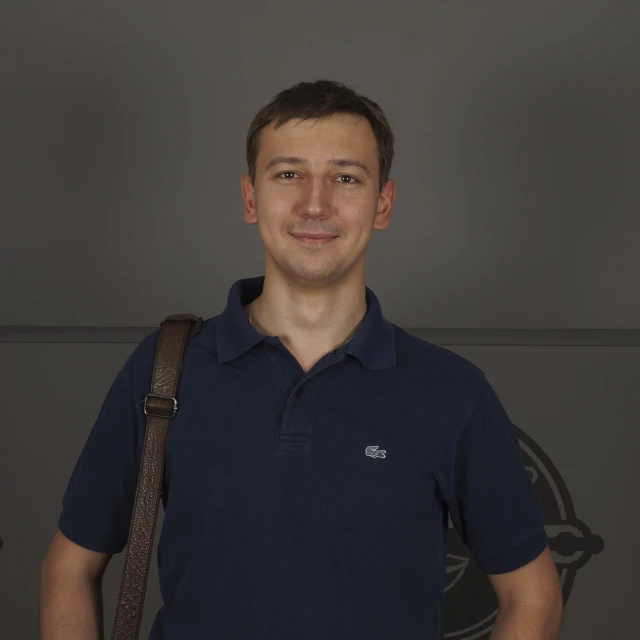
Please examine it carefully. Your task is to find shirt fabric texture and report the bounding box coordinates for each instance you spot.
[58,275,548,639]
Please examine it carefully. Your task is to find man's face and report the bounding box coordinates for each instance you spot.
[242,113,394,288]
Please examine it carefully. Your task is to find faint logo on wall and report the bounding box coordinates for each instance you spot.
[444,425,604,639]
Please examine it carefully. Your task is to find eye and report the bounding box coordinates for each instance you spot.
[274,172,360,184]
[338,175,359,184]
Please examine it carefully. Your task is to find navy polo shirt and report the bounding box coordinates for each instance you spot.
[58,275,547,639]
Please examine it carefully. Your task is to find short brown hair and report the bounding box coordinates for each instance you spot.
[246,80,395,193]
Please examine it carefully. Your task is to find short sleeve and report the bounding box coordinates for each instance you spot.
[446,377,548,575]
[57,367,142,555]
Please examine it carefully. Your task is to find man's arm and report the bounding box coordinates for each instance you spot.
[487,546,563,640]
[40,528,112,640]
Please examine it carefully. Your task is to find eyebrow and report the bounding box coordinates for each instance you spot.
[263,156,371,177]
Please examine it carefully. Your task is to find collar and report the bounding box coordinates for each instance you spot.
[216,276,396,370]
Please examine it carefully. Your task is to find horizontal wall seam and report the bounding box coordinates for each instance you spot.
[1,327,639,346]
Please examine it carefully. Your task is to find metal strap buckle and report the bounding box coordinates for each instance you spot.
[143,393,178,418]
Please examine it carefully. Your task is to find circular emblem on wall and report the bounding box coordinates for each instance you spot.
[444,425,604,639]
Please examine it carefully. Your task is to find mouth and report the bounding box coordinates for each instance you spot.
[290,233,338,246]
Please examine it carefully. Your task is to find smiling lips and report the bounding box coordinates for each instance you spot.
[291,232,337,246]
[291,232,336,238]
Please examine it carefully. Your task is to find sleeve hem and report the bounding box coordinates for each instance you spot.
[474,526,548,575]
[58,513,125,555]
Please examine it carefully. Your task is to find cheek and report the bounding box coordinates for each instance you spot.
[256,192,297,225]
[344,202,379,232]
[255,213,291,249]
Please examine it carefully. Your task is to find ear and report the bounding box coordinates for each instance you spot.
[374,178,396,231]
[242,173,258,225]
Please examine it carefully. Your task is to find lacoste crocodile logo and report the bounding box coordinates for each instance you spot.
[365,445,386,459]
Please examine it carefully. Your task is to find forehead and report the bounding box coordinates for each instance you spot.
[257,113,377,165]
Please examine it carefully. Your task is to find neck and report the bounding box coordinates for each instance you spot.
[247,276,367,352]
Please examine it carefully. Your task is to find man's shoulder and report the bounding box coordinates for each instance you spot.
[393,324,486,383]
[391,325,492,422]
[119,315,220,394]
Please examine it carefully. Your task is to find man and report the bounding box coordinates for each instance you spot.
[40,79,563,639]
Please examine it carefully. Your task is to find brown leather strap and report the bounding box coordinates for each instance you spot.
[111,314,202,640]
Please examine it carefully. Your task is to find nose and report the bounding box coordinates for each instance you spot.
[299,176,332,218]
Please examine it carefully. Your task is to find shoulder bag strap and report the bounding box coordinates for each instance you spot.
[111,313,203,640]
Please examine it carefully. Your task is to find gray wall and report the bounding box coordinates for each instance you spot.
[1,1,638,637]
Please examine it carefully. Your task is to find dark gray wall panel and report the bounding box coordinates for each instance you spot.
[1,1,636,638]
[0,341,635,638]
[2,1,638,327]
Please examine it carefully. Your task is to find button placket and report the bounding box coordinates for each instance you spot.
[279,354,339,442]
